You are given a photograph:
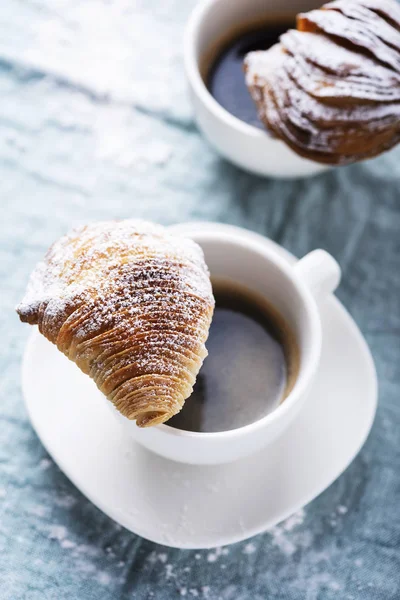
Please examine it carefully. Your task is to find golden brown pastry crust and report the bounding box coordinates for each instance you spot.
[17,220,214,427]
[244,0,400,165]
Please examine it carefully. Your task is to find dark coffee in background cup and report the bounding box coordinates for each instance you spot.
[202,17,296,128]
[168,280,299,433]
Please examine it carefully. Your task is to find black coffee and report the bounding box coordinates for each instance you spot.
[167,281,299,433]
[205,20,295,128]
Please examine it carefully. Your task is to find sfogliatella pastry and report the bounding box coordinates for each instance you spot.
[17,220,214,427]
[244,0,400,165]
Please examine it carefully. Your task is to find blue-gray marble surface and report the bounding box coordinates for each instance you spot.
[1,1,400,598]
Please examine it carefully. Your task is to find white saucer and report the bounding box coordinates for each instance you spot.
[22,228,377,549]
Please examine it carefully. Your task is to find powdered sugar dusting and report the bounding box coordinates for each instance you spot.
[18,220,212,318]
[48,524,68,541]
[243,542,257,555]
[97,572,112,586]
[39,458,52,470]
[269,509,306,556]
[54,494,77,509]
[60,539,76,549]
[206,547,229,563]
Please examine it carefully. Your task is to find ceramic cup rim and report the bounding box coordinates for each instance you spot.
[183,0,275,141]
[156,223,323,441]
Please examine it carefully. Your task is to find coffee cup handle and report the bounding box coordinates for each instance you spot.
[294,249,341,297]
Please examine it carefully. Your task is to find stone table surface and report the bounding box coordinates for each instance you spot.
[1,1,400,599]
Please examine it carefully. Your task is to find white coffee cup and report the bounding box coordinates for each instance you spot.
[113,222,341,464]
[184,0,330,179]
